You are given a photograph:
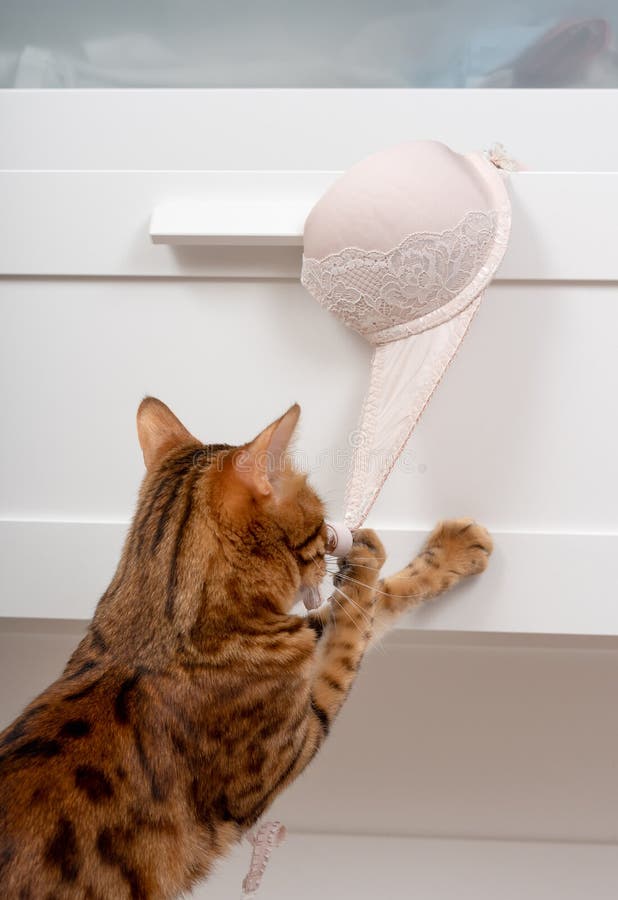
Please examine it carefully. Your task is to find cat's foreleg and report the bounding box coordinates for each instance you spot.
[368,518,493,644]
[305,529,385,740]
[246,533,386,821]
[271,522,489,809]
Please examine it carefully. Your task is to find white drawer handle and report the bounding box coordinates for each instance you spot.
[150,199,307,246]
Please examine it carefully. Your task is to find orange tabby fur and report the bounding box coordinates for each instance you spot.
[0,399,492,898]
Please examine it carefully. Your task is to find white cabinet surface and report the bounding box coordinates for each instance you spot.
[1,82,617,896]
[1,90,618,634]
[1,271,617,633]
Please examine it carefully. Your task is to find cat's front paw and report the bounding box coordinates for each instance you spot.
[423,518,493,579]
[349,528,386,571]
[333,528,385,595]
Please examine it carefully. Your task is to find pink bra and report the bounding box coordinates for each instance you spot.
[302,140,512,527]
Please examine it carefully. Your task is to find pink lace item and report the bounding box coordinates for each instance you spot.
[301,140,513,529]
[241,821,287,898]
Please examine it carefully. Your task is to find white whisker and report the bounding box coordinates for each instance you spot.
[325,561,386,575]
[330,595,360,639]
[332,587,388,657]
[332,585,373,628]
[336,572,428,602]
[330,590,368,640]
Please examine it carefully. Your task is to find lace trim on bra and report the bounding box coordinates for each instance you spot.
[301,207,511,345]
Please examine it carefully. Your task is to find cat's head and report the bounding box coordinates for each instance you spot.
[134,397,327,619]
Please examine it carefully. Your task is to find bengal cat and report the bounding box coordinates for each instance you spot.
[0,398,492,898]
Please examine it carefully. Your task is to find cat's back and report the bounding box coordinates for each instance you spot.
[0,622,311,897]
[0,662,196,899]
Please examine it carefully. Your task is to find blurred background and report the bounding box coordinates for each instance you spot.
[2,0,618,89]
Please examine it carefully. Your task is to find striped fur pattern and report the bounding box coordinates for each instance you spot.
[0,399,492,898]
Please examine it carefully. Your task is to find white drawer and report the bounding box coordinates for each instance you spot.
[1,89,618,635]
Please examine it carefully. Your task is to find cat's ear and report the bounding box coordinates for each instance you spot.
[136,397,196,470]
[234,404,300,499]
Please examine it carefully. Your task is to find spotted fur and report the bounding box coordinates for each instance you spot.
[0,399,492,898]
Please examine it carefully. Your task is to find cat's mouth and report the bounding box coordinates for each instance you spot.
[296,584,324,610]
